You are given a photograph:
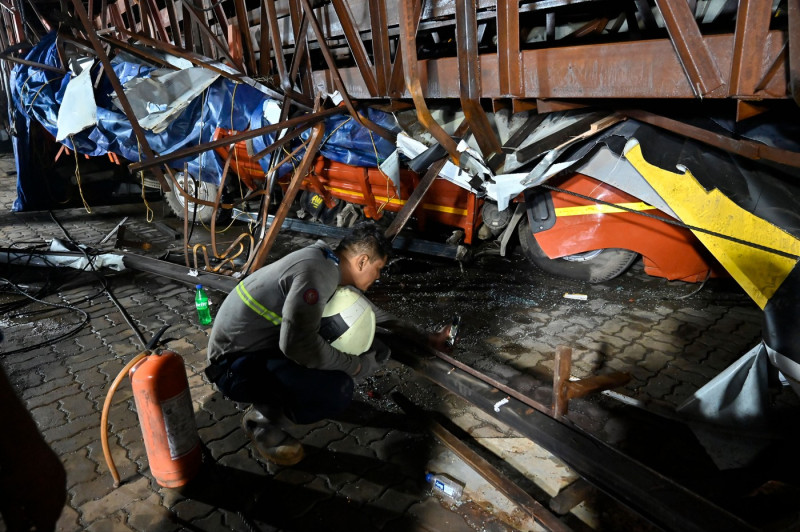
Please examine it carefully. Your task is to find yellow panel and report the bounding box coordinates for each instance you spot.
[624,141,800,309]
[555,202,656,217]
[327,187,468,215]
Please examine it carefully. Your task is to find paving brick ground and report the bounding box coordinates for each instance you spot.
[1,151,799,532]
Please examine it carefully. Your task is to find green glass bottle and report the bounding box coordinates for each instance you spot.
[195,284,212,325]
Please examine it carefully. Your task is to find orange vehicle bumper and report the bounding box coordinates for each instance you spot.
[532,174,725,282]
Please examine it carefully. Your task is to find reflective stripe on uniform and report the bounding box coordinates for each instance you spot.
[236,283,282,325]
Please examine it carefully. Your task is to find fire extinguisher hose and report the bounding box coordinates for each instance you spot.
[100,323,171,487]
[100,351,147,487]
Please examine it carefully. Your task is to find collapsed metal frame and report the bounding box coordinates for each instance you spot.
[0,0,798,276]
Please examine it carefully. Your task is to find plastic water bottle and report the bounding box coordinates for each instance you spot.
[426,472,464,500]
[195,284,212,325]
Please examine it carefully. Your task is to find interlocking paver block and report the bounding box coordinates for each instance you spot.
[30,401,68,430]
[26,382,83,410]
[125,493,178,532]
[81,477,152,523]
[60,391,98,419]
[83,514,135,532]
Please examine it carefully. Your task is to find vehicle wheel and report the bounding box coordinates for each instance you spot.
[517,218,638,283]
[165,172,219,224]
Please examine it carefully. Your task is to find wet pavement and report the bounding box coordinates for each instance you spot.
[1,150,799,532]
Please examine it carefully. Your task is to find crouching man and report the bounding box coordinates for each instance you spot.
[204,221,449,466]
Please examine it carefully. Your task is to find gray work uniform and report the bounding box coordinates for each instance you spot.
[207,240,361,376]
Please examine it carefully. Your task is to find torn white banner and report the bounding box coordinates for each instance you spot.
[56,59,98,142]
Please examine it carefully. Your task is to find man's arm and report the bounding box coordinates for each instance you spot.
[279,266,361,374]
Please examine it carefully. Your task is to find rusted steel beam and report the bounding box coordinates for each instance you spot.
[251,120,317,159]
[549,479,593,516]
[111,27,299,106]
[98,32,180,69]
[143,0,170,42]
[227,23,246,72]
[0,51,66,74]
[247,121,325,272]
[455,0,502,159]
[729,0,773,98]
[138,0,154,38]
[388,0,423,97]
[790,0,800,104]
[164,0,182,46]
[128,106,344,172]
[234,0,257,75]
[398,0,460,163]
[331,0,379,97]
[402,352,759,532]
[317,32,788,99]
[258,0,272,76]
[265,0,290,90]
[553,345,572,418]
[497,0,522,97]
[182,0,194,51]
[298,0,396,142]
[210,0,229,42]
[286,12,309,92]
[193,0,213,56]
[754,43,787,96]
[384,157,448,240]
[369,0,392,95]
[2,0,23,44]
[516,111,607,164]
[267,0,602,50]
[25,0,53,33]
[108,3,126,37]
[393,393,575,532]
[121,0,136,32]
[623,109,800,168]
[567,17,610,38]
[288,0,314,97]
[653,0,726,98]
[181,1,238,67]
[553,345,630,417]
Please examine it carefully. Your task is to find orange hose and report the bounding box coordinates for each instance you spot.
[100,352,147,487]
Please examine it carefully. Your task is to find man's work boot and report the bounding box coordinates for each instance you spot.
[241,406,304,466]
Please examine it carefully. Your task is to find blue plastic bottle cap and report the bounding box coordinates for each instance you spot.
[196,284,202,289]
[425,473,433,482]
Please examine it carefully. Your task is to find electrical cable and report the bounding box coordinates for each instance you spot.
[0,275,90,355]
[48,211,148,348]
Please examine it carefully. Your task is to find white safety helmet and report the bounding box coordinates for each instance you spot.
[319,287,376,356]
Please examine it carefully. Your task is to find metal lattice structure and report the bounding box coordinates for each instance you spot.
[0,0,798,272]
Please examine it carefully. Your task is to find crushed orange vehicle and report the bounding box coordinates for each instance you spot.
[213,128,722,283]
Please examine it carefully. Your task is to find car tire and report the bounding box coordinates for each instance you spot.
[165,172,219,224]
[518,217,638,283]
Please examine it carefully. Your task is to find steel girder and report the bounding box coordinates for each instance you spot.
[312,30,789,101]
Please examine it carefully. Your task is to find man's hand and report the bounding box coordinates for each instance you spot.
[428,324,454,353]
[371,338,391,362]
[352,339,391,382]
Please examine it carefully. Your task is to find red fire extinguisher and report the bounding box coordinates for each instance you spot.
[129,350,202,488]
[101,325,201,489]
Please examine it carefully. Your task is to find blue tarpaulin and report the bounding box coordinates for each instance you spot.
[10,31,400,211]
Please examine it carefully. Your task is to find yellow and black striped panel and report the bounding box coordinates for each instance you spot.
[624,141,800,310]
